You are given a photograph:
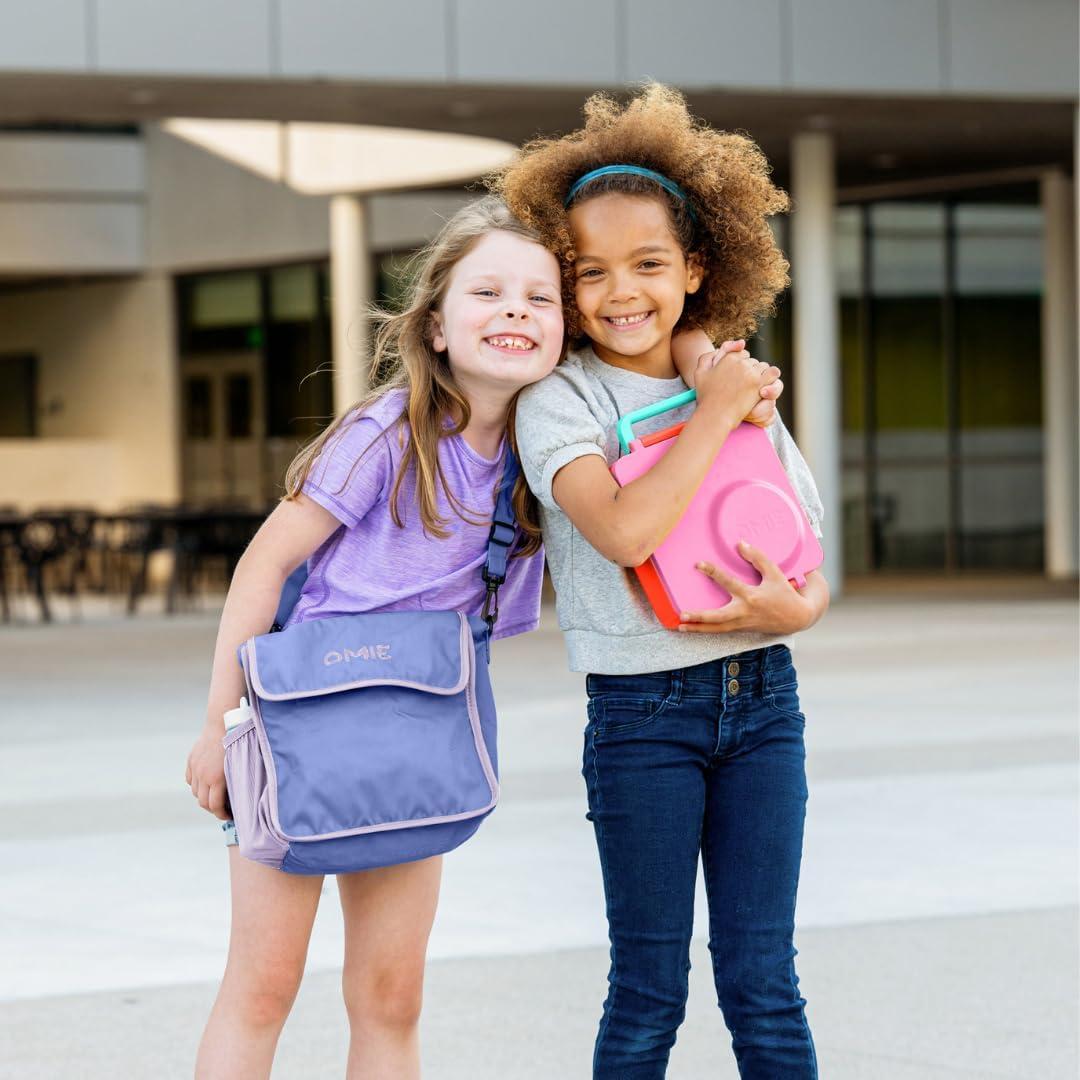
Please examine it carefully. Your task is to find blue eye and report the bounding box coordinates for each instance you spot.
[473,288,497,297]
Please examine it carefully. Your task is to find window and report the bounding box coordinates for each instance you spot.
[178,263,334,441]
[179,272,263,353]
[183,376,213,439]
[0,354,37,437]
[954,204,1043,569]
[835,194,1044,573]
[265,264,332,439]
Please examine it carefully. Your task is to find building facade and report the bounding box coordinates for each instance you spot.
[0,0,1076,588]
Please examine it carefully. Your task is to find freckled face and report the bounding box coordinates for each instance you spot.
[431,230,564,396]
[569,193,702,378]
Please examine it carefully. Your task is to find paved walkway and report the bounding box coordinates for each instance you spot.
[1,584,1076,1078]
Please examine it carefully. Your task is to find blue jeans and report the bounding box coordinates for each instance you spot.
[583,645,817,1079]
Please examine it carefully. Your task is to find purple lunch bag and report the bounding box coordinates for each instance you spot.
[222,452,519,875]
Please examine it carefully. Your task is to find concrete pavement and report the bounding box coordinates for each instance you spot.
[0,584,1076,1077]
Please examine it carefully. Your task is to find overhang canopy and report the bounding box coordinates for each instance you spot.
[161,118,517,194]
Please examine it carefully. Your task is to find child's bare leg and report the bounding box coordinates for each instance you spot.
[338,855,443,1080]
[195,849,323,1079]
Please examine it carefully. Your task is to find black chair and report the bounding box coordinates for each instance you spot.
[30,507,102,607]
[166,505,267,612]
[14,513,70,622]
[0,507,25,623]
[110,506,180,615]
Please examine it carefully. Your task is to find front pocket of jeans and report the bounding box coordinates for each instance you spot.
[766,682,805,723]
[593,693,669,735]
[764,649,802,721]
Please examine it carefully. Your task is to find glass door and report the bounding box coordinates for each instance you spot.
[954,205,1043,569]
[837,196,1044,573]
[181,352,265,506]
[868,203,950,570]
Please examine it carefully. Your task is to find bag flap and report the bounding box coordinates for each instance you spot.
[242,610,471,702]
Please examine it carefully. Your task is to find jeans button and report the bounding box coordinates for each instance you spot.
[728,678,740,696]
[727,661,740,677]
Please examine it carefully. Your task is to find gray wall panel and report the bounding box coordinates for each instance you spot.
[0,202,141,272]
[145,126,329,272]
[0,0,1074,102]
[455,0,618,84]
[279,0,448,81]
[625,0,784,87]
[0,0,88,70]
[0,134,142,194]
[96,0,273,75]
[791,0,943,92]
[947,0,1079,96]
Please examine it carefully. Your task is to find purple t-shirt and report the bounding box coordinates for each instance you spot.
[284,389,542,640]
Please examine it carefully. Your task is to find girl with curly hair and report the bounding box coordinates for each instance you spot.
[491,84,828,1078]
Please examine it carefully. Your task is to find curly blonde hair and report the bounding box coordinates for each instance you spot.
[489,83,790,343]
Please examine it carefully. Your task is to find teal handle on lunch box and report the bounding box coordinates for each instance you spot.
[616,388,697,455]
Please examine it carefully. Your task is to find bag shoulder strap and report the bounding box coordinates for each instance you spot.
[271,563,309,633]
[272,447,520,635]
[481,446,520,633]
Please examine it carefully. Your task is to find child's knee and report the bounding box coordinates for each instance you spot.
[235,982,301,1030]
[225,958,304,1029]
[343,962,425,1031]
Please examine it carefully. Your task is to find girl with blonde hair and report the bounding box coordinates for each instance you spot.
[185,196,564,1078]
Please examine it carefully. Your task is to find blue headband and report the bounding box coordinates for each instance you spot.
[564,165,697,221]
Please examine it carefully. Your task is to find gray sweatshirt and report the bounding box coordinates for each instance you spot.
[515,346,825,675]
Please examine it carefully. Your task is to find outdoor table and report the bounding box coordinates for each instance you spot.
[164,506,267,613]
[0,510,83,623]
[0,505,270,620]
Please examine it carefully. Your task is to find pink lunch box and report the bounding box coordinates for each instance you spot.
[609,389,824,629]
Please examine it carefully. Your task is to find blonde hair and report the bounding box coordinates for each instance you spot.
[284,196,547,557]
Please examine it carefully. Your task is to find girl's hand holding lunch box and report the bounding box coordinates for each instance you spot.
[678,543,830,635]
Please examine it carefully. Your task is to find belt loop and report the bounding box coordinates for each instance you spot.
[669,667,684,705]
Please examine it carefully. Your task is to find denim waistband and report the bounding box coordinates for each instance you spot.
[682,643,789,682]
[586,644,792,699]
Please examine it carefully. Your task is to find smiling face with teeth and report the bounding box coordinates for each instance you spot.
[569,193,703,379]
[430,229,564,401]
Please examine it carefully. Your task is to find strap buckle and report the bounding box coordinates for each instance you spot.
[481,518,514,633]
[487,519,516,549]
[481,580,500,632]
